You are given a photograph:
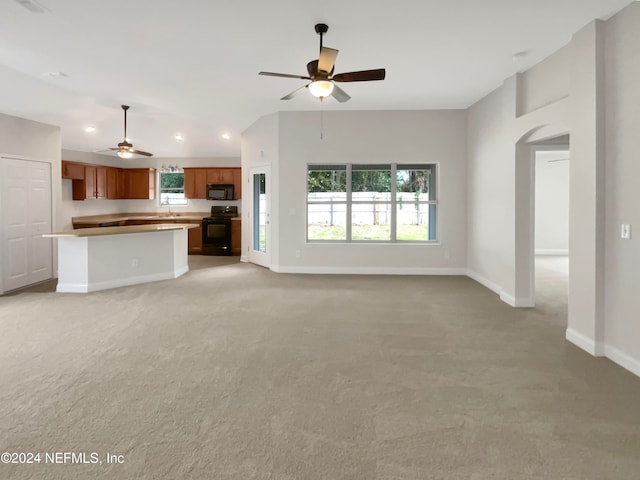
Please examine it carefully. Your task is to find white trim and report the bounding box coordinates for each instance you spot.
[272,265,467,275]
[466,270,534,307]
[56,267,189,293]
[500,291,535,307]
[535,249,569,256]
[565,328,604,356]
[604,344,640,379]
[465,269,502,296]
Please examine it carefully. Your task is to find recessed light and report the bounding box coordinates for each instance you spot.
[84,126,96,133]
[221,133,230,140]
[174,134,184,141]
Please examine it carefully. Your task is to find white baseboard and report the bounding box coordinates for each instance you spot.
[466,269,533,307]
[56,268,188,293]
[565,328,604,356]
[499,291,535,307]
[465,269,502,296]
[273,265,467,275]
[535,249,569,256]
[604,344,640,379]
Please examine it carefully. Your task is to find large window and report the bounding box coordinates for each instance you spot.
[159,167,187,206]
[307,164,437,242]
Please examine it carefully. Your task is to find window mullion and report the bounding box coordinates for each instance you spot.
[391,164,397,242]
[346,164,352,242]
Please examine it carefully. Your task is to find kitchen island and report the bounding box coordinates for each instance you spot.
[44,223,198,293]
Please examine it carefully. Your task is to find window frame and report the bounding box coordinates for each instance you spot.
[158,170,188,206]
[306,163,439,244]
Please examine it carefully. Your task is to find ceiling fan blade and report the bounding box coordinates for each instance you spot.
[281,84,309,100]
[318,47,338,74]
[331,84,351,103]
[332,68,386,82]
[259,71,311,80]
[130,148,153,157]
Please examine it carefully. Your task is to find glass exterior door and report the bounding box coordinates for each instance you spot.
[249,166,270,267]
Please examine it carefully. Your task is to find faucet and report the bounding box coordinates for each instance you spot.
[161,198,172,215]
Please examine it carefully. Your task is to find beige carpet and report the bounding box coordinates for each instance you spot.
[1,256,639,479]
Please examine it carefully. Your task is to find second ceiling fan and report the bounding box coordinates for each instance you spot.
[259,23,386,103]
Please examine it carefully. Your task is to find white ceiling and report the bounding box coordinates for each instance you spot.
[0,0,632,158]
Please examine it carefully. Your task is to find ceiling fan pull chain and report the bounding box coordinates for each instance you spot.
[320,99,324,140]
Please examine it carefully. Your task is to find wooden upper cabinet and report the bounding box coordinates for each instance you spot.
[126,168,156,199]
[184,168,207,198]
[83,165,107,199]
[219,168,235,184]
[65,162,153,201]
[206,169,220,184]
[232,168,242,199]
[62,161,84,180]
[202,167,241,199]
[106,167,125,199]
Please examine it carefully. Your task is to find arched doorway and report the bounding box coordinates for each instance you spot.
[514,126,569,308]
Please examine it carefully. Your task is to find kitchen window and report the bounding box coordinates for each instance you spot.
[307,163,437,242]
[159,167,187,205]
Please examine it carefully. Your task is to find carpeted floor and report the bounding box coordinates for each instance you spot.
[1,256,639,479]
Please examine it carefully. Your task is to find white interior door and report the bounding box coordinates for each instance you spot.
[249,166,271,268]
[0,157,52,293]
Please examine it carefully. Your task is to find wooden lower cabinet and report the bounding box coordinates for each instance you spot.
[188,223,203,254]
[231,220,241,255]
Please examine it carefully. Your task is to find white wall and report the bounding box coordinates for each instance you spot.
[59,149,240,230]
[603,3,640,375]
[0,112,61,283]
[240,113,279,264]
[535,151,570,254]
[519,45,570,116]
[270,109,467,274]
[467,2,640,376]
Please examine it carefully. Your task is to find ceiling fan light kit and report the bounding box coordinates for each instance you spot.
[308,80,334,98]
[259,23,385,103]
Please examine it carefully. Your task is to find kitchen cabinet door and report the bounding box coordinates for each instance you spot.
[126,168,156,199]
[206,169,220,184]
[62,161,85,180]
[219,168,235,184]
[106,167,124,199]
[232,168,242,199]
[185,168,207,198]
[83,166,107,199]
[188,224,203,254]
[231,220,241,255]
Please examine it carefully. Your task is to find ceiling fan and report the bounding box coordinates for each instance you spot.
[259,23,386,103]
[110,105,153,158]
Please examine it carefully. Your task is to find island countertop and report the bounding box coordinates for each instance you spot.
[44,223,199,238]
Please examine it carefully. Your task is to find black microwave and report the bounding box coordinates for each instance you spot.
[206,183,234,200]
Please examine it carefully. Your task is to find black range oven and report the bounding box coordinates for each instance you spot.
[202,205,238,256]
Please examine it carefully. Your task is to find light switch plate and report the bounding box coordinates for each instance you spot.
[621,224,632,240]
